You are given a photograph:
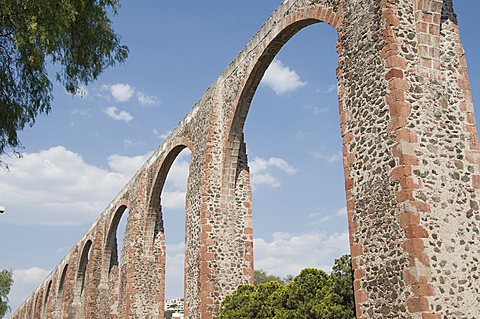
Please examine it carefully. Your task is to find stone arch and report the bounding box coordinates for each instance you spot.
[55,264,68,316]
[223,5,341,195]
[103,202,130,277]
[32,289,43,319]
[145,140,193,248]
[72,239,93,318]
[142,139,193,316]
[25,296,34,319]
[222,4,342,276]
[96,202,131,317]
[201,5,345,315]
[42,280,52,318]
[76,240,93,296]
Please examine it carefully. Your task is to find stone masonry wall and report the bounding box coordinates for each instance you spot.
[11,0,479,318]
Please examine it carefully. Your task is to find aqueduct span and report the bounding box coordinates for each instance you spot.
[13,0,480,318]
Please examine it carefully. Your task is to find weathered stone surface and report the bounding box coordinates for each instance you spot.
[11,0,480,318]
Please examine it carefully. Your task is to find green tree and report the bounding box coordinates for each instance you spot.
[0,269,13,318]
[216,282,284,319]
[330,254,355,316]
[216,255,355,319]
[254,269,283,286]
[254,270,293,286]
[0,0,128,161]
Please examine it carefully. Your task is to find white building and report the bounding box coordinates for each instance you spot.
[165,298,184,318]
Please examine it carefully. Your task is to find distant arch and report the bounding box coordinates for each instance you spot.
[56,264,68,314]
[32,290,42,319]
[42,280,52,317]
[104,204,129,276]
[146,142,193,247]
[76,240,93,295]
[143,141,193,316]
[26,297,34,318]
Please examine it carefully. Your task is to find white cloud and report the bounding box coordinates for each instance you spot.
[9,267,50,314]
[0,147,149,226]
[107,153,151,176]
[249,157,296,188]
[251,173,281,188]
[123,139,146,149]
[138,92,160,106]
[303,104,329,114]
[0,146,191,226]
[162,230,350,299]
[336,206,347,217]
[108,83,135,102]
[325,85,337,94]
[294,131,305,138]
[165,242,185,299]
[162,191,186,209]
[260,59,307,95]
[316,84,337,94]
[254,231,350,278]
[104,106,133,122]
[307,214,331,224]
[70,108,89,117]
[325,153,341,163]
[312,150,342,163]
[308,206,348,226]
[13,267,49,284]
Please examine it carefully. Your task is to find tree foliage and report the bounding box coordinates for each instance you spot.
[0,0,128,159]
[254,270,283,286]
[0,269,13,318]
[216,255,355,319]
[330,254,355,312]
[254,270,293,288]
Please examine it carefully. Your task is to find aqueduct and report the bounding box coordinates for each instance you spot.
[12,0,480,318]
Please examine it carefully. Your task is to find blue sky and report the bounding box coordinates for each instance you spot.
[1,1,479,314]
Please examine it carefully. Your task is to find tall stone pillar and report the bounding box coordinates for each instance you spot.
[338,0,480,317]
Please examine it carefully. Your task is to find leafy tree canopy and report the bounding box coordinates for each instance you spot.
[254,269,284,286]
[216,255,355,319]
[254,270,293,288]
[0,0,128,161]
[0,269,13,318]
